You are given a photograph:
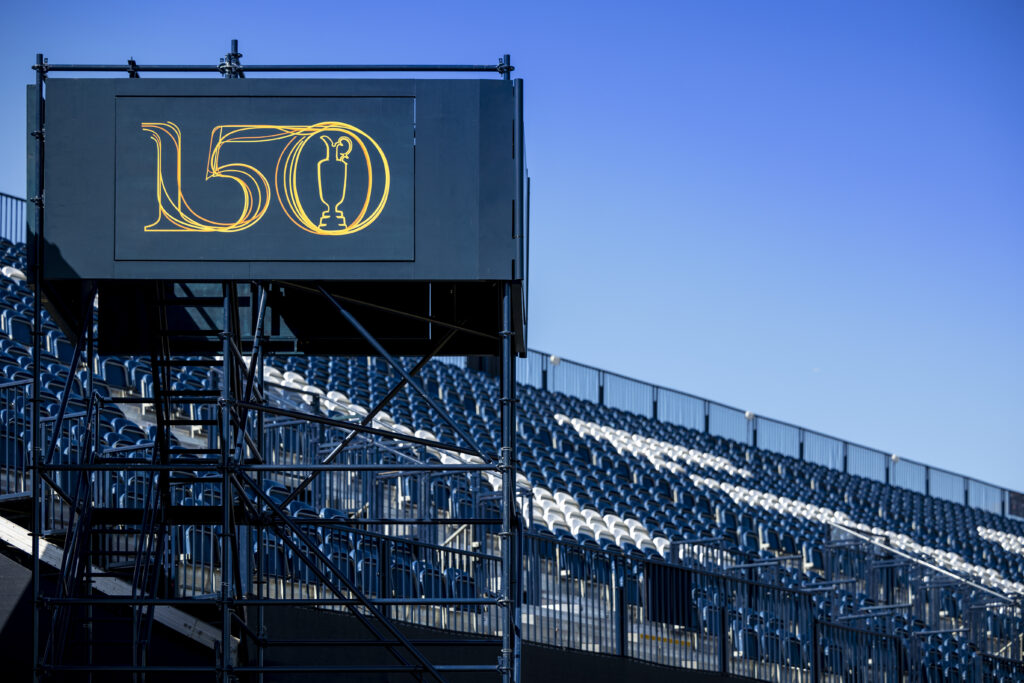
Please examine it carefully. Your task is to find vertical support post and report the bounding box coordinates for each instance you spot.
[222,39,243,79]
[219,286,232,683]
[842,442,849,473]
[254,283,266,683]
[86,288,95,676]
[811,618,820,683]
[615,557,626,657]
[703,401,710,434]
[799,429,805,461]
[381,541,391,621]
[718,599,728,674]
[30,51,45,683]
[652,388,658,421]
[499,281,520,683]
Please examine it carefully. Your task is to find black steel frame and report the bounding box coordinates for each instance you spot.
[29,41,522,682]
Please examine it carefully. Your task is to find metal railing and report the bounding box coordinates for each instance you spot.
[0,379,31,496]
[515,350,1022,519]
[0,192,25,245]
[3,372,1020,682]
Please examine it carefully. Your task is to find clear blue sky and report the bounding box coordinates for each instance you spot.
[0,1,1021,491]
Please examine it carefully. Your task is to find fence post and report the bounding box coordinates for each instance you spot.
[925,467,931,496]
[718,599,728,674]
[381,540,391,620]
[811,618,819,683]
[615,556,626,657]
[598,372,605,406]
[703,401,710,434]
[842,442,849,473]
[799,429,805,461]
[652,387,658,421]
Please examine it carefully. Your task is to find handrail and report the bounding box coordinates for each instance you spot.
[828,520,1013,602]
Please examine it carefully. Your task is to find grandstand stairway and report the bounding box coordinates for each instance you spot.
[36,284,229,675]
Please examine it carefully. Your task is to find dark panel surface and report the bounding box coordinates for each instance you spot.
[38,78,521,282]
[114,96,414,262]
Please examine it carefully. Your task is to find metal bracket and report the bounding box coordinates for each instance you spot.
[496,55,514,77]
[219,39,245,79]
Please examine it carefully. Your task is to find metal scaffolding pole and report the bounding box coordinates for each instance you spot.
[30,51,45,683]
[499,281,522,683]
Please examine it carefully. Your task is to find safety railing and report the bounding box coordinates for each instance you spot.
[3,375,1020,683]
[814,621,905,683]
[0,192,25,245]
[516,349,1021,519]
[0,378,31,497]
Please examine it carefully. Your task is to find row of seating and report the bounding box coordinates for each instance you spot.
[0,232,1020,676]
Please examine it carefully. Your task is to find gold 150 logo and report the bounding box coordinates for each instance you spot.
[142,121,390,236]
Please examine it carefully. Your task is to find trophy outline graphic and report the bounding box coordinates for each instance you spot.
[316,134,354,231]
[141,120,390,236]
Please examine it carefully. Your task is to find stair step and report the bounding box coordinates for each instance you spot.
[169,447,220,455]
[151,397,219,405]
[154,358,221,367]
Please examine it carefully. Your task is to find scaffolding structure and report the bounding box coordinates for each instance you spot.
[28,42,524,682]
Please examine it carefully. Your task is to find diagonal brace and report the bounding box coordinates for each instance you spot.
[316,286,491,463]
[231,470,447,682]
[279,325,459,509]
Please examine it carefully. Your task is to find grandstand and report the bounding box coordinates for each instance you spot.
[0,190,1021,681]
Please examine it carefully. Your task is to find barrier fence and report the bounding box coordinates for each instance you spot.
[2,371,1022,683]
[0,192,24,245]
[514,350,1020,519]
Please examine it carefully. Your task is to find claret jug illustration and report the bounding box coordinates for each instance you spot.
[317,134,354,230]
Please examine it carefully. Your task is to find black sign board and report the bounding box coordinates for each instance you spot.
[34,78,524,282]
[30,77,527,355]
[114,96,415,262]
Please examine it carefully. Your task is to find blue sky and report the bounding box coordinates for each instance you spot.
[0,1,1021,491]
